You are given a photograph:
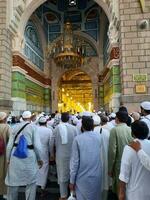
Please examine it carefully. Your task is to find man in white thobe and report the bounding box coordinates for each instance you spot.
[5,111,43,200]
[36,116,53,194]
[50,112,77,200]
[129,140,150,171]
[140,101,150,137]
[70,116,102,200]
[119,120,150,200]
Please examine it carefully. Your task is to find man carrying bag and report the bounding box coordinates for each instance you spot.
[5,111,43,200]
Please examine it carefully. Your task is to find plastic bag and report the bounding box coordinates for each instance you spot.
[67,192,76,200]
[13,135,28,159]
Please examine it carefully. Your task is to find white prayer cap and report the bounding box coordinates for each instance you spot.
[109,113,116,118]
[72,116,79,125]
[97,111,102,115]
[93,114,101,125]
[0,112,7,121]
[141,101,150,110]
[45,115,49,120]
[81,111,93,117]
[39,116,47,123]
[22,111,32,119]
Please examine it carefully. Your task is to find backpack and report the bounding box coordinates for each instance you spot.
[0,136,5,156]
[13,135,28,159]
[13,123,29,159]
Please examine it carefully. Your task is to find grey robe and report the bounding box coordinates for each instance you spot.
[70,131,102,200]
[50,123,77,183]
[5,122,42,186]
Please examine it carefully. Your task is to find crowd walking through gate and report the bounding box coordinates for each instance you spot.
[1,101,150,200]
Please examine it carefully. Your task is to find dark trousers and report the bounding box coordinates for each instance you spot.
[107,190,118,200]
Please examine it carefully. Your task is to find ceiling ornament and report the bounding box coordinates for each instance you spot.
[47,22,85,68]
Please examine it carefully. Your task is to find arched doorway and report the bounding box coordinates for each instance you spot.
[58,69,93,113]
[10,0,111,113]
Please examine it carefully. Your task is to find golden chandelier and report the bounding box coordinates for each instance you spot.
[49,22,84,68]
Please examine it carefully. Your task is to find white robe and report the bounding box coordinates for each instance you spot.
[70,131,102,200]
[94,126,111,191]
[50,123,77,183]
[141,115,150,137]
[36,126,53,188]
[5,122,42,186]
[137,149,150,171]
[119,139,150,200]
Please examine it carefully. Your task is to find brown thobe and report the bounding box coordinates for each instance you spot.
[0,124,11,195]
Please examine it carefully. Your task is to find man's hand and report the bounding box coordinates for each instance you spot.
[69,183,75,191]
[118,193,125,200]
[118,181,126,200]
[38,160,43,169]
[129,141,141,152]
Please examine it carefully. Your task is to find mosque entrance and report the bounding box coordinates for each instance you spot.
[58,69,93,113]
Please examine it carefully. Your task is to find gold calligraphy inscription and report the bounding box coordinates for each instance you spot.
[135,85,146,94]
[133,74,147,82]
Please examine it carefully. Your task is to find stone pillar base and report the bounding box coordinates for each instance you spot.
[121,95,150,113]
[12,97,26,116]
[0,100,13,113]
[111,93,121,112]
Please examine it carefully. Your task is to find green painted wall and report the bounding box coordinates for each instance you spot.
[101,65,121,108]
[111,66,121,93]
[12,72,26,99]
[12,71,51,111]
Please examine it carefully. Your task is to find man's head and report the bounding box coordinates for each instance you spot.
[140,101,150,116]
[61,112,69,123]
[131,120,149,139]
[115,111,128,124]
[39,116,47,126]
[131,112,140,121]
[82,116,94,132]
[119,106,128,113]
[22,111,32,121]
[100,115,108,126]
[93,114,101,126]
[0,112,7,123]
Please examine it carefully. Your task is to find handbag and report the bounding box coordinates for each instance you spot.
[13,123,30,159]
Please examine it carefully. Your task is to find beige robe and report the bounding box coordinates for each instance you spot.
[0,124,11,195]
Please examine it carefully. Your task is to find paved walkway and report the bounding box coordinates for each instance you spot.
[19,177,60,200]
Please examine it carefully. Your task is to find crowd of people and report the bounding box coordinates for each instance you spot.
[0,101,150,200]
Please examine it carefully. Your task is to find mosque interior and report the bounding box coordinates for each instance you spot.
[12,0,110,114]
[1,0,149,114]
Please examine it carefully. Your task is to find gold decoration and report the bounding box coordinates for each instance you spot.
[135,85,146,94]
[133,74,147,82]
[139,0,145,12]
[48,22,84,68]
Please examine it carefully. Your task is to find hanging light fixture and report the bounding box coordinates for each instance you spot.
[48,22,85,68]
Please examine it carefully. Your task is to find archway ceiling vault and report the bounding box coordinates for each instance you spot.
[9,0,110,39]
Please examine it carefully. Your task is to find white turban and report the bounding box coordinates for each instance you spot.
[0,112,7,121]
[141,101,150,110]
[81,111,93,117]
[109,113,116,118]
[72,116,79,125]
[22,111,32,119]
[93,114,101,125]
[39,116,47,123]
